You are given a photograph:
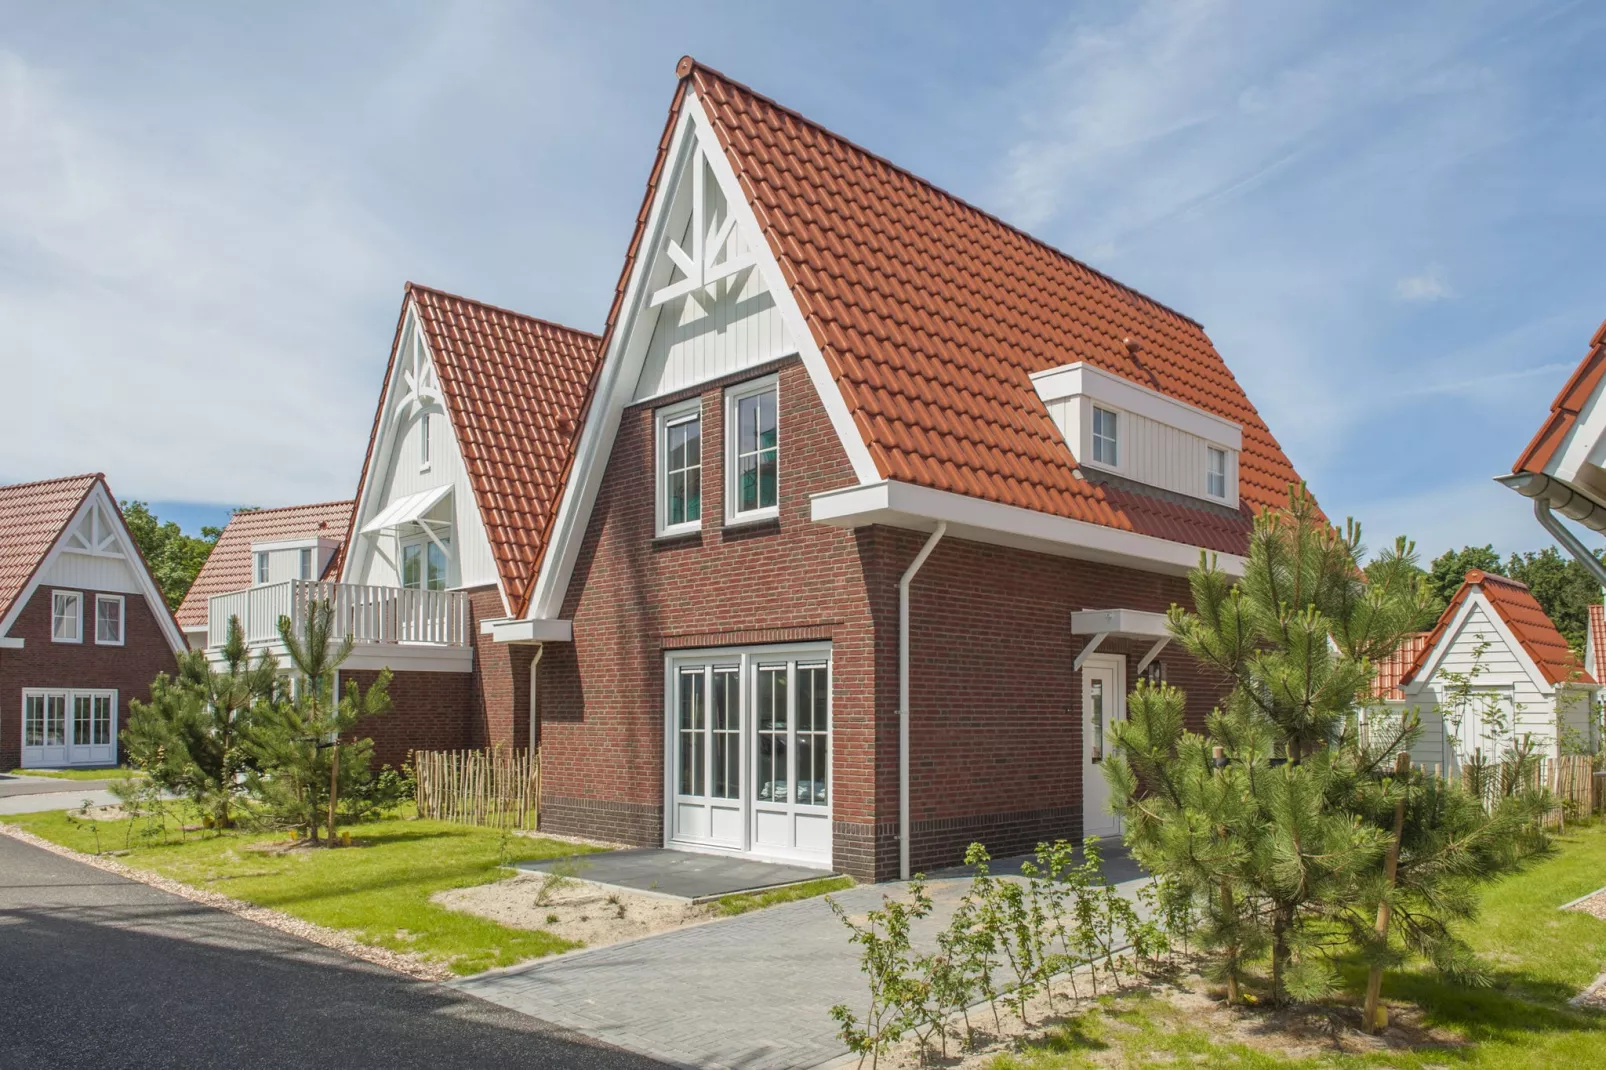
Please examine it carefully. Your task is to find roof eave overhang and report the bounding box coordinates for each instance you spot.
[810,479,1246,579]
[1497,470,1606,533]
[483,617,573,644]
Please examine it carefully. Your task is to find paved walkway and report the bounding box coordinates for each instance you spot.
[515,848,834,901]
[0,773,120,815]
[456,845,1148,1070]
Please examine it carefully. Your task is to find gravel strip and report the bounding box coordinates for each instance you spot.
[0,822,450,981]
[1564,886,1606,922]
[1563,887,1606,1008]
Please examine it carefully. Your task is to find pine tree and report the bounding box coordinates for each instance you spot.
[121,615,276,828]
[242,601,391,844]
[1106,487,1539,1007]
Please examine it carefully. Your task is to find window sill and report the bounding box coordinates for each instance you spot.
[724,509,779,530]
[654,527,704,545]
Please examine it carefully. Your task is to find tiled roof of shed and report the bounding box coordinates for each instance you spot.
[676,58,1307,553]
[1512,317,1606,477]
[0,474,99,624]
[1402,570,1594,688]
[347,284,603,617]
[1373,632,1431,701]
[175,500,353,629]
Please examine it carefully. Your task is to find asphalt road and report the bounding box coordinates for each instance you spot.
[0,833,668,1070]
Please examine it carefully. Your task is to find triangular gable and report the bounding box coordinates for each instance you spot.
[0,475,186,653]
[1404,570,1593,692]
[343,285,602,617]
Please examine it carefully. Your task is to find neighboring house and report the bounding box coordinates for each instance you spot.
[178,286,602,767]
[0,474,185,769]
[1373,570,1597,770]
[479,58,1306,880]
[181,58,1312,881]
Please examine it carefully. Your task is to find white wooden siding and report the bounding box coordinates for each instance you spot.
[1046,395,1239,506]
[634,223,793,400]
[347,320,500,594]
[39,551,144,594]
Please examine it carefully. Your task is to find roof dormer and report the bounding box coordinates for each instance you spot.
[1031,362,1244,508]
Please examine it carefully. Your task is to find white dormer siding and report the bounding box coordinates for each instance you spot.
[1031,362,1243,508]
[250,537,340,585]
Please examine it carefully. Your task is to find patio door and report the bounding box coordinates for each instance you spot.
[22,689,116,768]
[1080,655,1125,839]
[665,644,832,866]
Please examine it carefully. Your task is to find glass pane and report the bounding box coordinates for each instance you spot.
[24,696,43,747]
[668,425,686,471]
[739,455,758,512]
[758,449,777,508]
[756,667,788,803]
[739,394,759,454]
[401,544,422,588]
[685,466,700,522]
[97,599,120,642]
[74,695,93,746]
[1090,679,1104,763]
[711,668,739,800]
[668,471,686,525]
[53,594,77,640]
[427,543,448,591]
[684,421,700,466]
[678,670,705,797]
[94,695,113,746]
[46,695,66,746]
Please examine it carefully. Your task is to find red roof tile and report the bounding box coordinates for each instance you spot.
[346,284,603,617]
[671,59,1305,553]
[1590,603,1606,679]
[175,501,353,629]
[0,474,100,625]
[1402,570,1594,688]
[1513,317,1606,476]
[1373,632,1431,700]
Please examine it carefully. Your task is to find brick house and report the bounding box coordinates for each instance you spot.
[0,474,186,770]
[185,58,1308,882]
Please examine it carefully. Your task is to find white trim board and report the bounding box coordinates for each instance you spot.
[524,90,880,624]
[1031,362,1242,449]
[811,479,1248,578]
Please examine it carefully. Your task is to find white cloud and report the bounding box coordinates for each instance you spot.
[1394,265,1454,302]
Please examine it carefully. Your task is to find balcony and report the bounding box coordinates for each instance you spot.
[207,580,472,656]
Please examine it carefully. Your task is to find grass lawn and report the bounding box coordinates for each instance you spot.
[8,767,144,781]
[992,822,1606,1068]
[2,807,600,976]
[716,875,853,916]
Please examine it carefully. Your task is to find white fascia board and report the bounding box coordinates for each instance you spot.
[0,482,187,654]
[0,636,23,649]
[811,479,1247,578]
[1070,608,1173,638]
[251,536,341,553]
[527,90,881,622]
[1030,362,1243,450]
[482,617,574,644]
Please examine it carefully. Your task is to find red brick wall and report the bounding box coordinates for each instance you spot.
[465,585,536,750]
[342,667,476,770]
[0,585,178,769]
[544,357,889,854]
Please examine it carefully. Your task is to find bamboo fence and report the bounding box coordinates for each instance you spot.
[414,748,540,830]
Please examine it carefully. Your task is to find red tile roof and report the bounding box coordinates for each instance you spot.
[668,58,1306,553]
[1513,317,1606,476]
[1590,603,1606,679]
[347,284,603,617]
[1402,570,1594,688]
[1373,632,1431,700]
[175,501,353,629]
[0,474,100,625]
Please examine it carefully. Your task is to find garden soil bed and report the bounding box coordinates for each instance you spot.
[434,873,718,950]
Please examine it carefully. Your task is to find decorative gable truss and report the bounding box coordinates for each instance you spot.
[1,480,185,652]
[514,89,879,629]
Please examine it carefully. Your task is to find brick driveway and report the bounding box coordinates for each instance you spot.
[452,849,1147,1070]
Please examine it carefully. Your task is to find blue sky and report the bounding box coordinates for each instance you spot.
[3,0,1603,560]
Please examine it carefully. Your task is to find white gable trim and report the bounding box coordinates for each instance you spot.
[342,301,510,615]
[1551,367,1606,483]
[0,482,185,653]
[524,91,879,622]
[1405,588,1556,698]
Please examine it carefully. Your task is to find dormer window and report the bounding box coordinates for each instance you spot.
[1207,447,1227,499]
[1092,407,1119,467]
[256,551,270,585]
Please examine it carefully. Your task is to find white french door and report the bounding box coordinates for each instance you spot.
[1080,655,1125,839]
[21,689,117,768]
[666,644,832,866]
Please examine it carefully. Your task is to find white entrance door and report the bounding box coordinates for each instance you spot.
[666,644,832,866]
[1080,656,1125,839]
[22,689,116,768]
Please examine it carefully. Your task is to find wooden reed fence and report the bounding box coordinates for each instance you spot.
[414,748,540,830]
[1409,753,1603,822]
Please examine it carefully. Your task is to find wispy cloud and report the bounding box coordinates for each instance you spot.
[1395,265,1454,302]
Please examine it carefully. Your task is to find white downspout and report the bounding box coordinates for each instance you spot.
[528,643,544,752]
[899,521,947,881]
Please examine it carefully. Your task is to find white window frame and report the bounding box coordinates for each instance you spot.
[94,594,125,646]
[1091,406,1119,468]
[51,590,82,644]
[299,546,314,580]
[22,687,118,764]
[419,411,433,472]
[655,397,703,537]
[725,374,780,526]
[399,535,450,591]
[1206,446,1228,499]
[256,551,270,585]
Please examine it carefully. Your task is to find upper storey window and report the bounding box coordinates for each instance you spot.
[1031,362,1243,508]
[728,377,779,522]
[656,399,702,536]
[1092,407,1119,467]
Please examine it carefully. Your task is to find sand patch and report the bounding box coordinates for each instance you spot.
[434,873,718,950]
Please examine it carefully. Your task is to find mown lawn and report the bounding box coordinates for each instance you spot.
[994,822,1606,1068]
[716,875,853,916]
[2,807,600,975]
[8,766,144,781]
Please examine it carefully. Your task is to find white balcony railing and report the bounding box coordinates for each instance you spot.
[207,580,471,650]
